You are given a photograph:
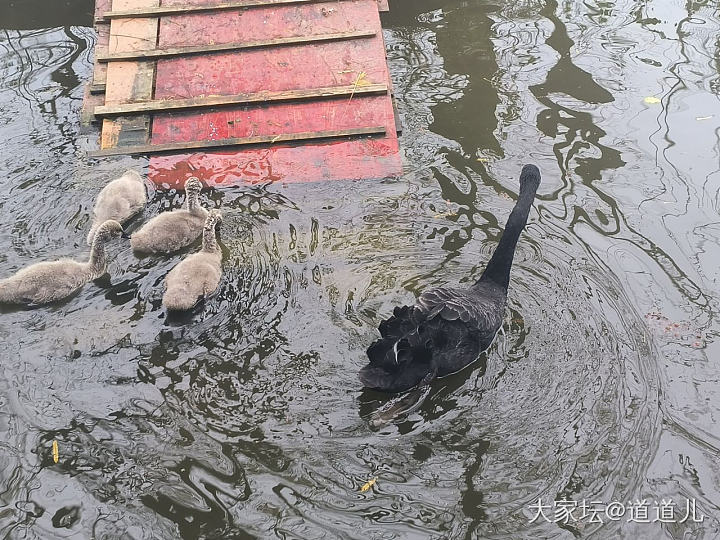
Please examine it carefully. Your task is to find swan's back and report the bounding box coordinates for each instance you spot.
[162,252,222,311]
[162,210,223,311]
[131,208,208,254]
[361,281,506,392]
[88,170,146,244]
[0,259,89,304]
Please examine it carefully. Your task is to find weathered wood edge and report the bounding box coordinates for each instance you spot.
[94,83,388,116]
[96,30,375,62]
[88,126,387,157]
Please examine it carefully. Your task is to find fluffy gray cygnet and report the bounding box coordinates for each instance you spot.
[130,177,208,255]
[0,220,127,305]
[87,169,147,245]
[163,210,223,311]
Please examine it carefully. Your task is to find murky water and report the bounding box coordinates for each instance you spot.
[1,0,719,538]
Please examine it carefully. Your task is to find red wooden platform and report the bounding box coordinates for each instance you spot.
[86,0,402,187]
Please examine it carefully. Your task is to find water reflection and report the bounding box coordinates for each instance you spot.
[1,0,720,538]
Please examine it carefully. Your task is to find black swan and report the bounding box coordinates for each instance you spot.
[360,164,541,393]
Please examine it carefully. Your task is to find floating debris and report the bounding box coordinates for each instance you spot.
[360,477,377,492]
[696,115,714,121]
[643,96,661,104]
[644,310,706,348]
[52,440,59,464]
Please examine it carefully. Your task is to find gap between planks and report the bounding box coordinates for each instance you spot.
[94,83,388,117]
[89,126,386,157]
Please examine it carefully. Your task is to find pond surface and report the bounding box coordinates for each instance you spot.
[1,0,720,538]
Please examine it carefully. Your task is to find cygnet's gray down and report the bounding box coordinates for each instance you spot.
[0,220,127,305]
[130,177,208,255]
[87,169,147,245]
[163,210,223,311]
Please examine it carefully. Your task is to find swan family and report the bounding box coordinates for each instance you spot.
[1,165,541,401]
[0,173,222,311]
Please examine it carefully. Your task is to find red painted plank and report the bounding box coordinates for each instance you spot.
[153,41,390,99]
[157,2,378,49]
[152,96,394,144]
[148,0,401,185]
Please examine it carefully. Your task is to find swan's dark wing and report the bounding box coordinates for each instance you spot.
[362,304,437,392]
[417,284,505,340]
[361,284,507,392]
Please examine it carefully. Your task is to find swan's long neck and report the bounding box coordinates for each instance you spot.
[186,189,201,214]
[202,220,219,253]
[87,236,108,277]
[477,178,539,290]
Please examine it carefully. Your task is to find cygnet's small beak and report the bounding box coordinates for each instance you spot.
[121,231,131,239]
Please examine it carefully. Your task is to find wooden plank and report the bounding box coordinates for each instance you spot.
[94,83,388,116]
[90,83,107,94]
[91,0,112,90]
[96,30,375,62]
[101,0,340,20]
[80,0,111,123]
[81,84,103,126]
[101,0,160,149]
[90,127,386,157]
[148,0,402,184]
[92,21,110,89]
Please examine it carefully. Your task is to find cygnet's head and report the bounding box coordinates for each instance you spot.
[122,169,144,182]
[92,220,128,244]
[206,209,223,229]
[184,176,203,196]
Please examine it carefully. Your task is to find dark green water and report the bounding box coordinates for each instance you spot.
[1,0,719,538]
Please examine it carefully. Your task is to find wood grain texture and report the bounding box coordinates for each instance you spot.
[100,0,159,149]
[147,0,401,184]
[80,0,112,123]
[90,0,401,182]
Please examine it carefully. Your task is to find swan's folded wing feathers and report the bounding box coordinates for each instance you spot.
[368,304,425,365]
[418,285,504,336]
[378,305,415,338]
[418,287,476,323]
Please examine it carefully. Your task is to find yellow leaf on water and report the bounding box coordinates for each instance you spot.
[360,477,377,492]
[52,440,59,464]
[643,96,661,104]
[476,158,490,162]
